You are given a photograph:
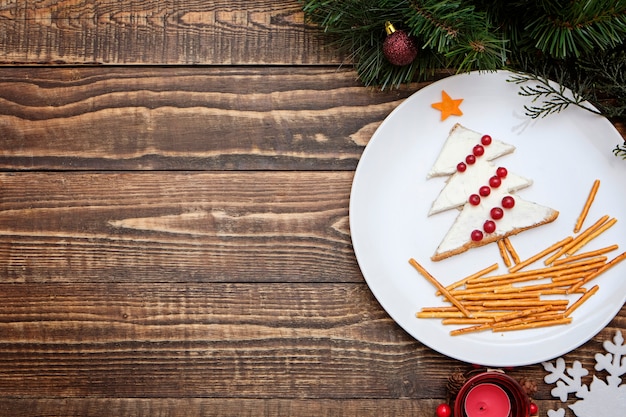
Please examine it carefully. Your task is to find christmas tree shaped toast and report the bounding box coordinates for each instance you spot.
[429,124,559,261]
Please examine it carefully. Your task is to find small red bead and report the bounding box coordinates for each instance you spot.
[479,186,491,197]
[489,175,502,188]
[529,402,538,415]
[502,196,516,209]
[468,194,481,205]
[436,403,452,417]
[481,135,492,146]
[473,144,485,157]
[490,207,504,220]
[471,230,484,241]
[465,154,476,165]
[483,220,496,234]
[496,166,508,178]
[457,162,467,172]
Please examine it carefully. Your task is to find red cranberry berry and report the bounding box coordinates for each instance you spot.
[490,207,504,220]
[489,175,502,188]
[473,144,485,157]
[483,220,496,234]
[471,230,484,242]
[481,135,492,146]
[479,186,491,197]
[496,167,508,178]
[457,162,467,172]
[529,403,538,416]
[465,154,476,165]
[502,196,516,209]
[468,194,481,205]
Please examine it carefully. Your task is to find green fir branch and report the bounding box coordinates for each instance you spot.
[614,143,626,159]
[507,72,600,119]
[524,0,626,59]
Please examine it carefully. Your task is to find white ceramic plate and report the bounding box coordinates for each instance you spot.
[350,70,626,366]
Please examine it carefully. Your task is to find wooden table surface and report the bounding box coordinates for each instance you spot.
[0,2,624,416]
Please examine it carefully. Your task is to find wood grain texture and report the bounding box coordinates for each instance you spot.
[0,1,625,415]
[0,0,343,65]
[0,398,443,417]
[0,171,358,283]
[0,66,415,171]
[0,282,455,399]
[0,281,622,401]
[0,398,602,417]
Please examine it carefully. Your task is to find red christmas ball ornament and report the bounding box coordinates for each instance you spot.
[382,21,418,66]
[529,402,539,415]
[436,403,452,417]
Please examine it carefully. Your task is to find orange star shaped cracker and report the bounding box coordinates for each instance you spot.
[431,90,463,121]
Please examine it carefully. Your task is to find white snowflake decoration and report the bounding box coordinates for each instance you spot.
[542,330,626,417]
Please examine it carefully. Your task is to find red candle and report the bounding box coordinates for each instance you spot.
[464,383,511,417]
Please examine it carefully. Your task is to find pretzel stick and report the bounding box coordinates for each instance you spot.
[482,299,569,308]
[568,252,626,294]
[550,271,590,282]
[503,237,521,264]
[565,285,599,316]
[509,236,573,273]
[409,258,472,317]
[439,263,499,294]
[451,283,513,296]
[566,218,617,255]
[491,305,554,323]
[536,288,587,295]
[420,305,487,312]
[450,322,492,336]
[454,292,544,301]
[442,318,494,325]
[574,179,600,233]
[490,312,565,329]
[494,317,572,332]
[545,215,610,264]
[450,308,559,335]
[497,239,512,267]
[466,258,606,288]
[494,278,583,293]
[416,311,509,319]
[551,244,619,266]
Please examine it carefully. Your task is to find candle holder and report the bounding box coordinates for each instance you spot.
[437,367,537,417]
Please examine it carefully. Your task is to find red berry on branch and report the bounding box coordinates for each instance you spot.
[436,403,452,417]
[465,154,476,165]
[496,167,508,178]
[471,230,484,241]
[491,207,504,220]
[479,186,491,197]
[483,220,496,234]
[457,162,467,172]
[473,144,485,156]
[502,196,516,209]
[469,194,481,205]
[481,135,492,146]
[529,402,538,416]
[382,22,418,66]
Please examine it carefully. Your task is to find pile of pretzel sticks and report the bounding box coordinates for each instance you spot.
[411,179,626,335]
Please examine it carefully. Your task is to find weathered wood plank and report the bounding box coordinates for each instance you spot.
[0,281,622,400]
[0,66,415,171]
[0,398,443,417]
[0,398,591,417]
[0,171,359,283]
[0,0,342,65]
[0,282,456,398]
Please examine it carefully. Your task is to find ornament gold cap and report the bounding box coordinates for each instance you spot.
[385,21,396,35]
